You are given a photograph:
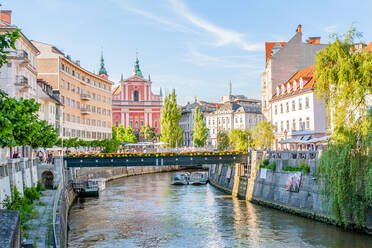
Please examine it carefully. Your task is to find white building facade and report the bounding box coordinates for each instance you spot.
[270,66,327,150]
[206,99,264,147]
[0,10,39,100]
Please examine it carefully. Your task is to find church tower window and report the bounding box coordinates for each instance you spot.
[134,90,139,101]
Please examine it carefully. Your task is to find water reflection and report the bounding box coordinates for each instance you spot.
[68,172,372,248]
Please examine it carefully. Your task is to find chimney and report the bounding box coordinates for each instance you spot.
[0,10,12,25]
[296,24,302,33]
[306,37,321,44]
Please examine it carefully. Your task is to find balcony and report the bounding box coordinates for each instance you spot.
[80,108,91,115]
[8,49,29,65]
[80,93,91,100]
[15,75,29,87]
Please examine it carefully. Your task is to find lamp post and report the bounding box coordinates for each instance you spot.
[284,129,288,150]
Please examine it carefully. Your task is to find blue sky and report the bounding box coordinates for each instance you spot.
[6,0,372,104]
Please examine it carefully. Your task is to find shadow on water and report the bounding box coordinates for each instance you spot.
[68,172,372,248]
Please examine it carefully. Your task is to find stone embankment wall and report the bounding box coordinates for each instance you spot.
[0,158,39,205]
[56,165,181,248]
[209,151,372,235]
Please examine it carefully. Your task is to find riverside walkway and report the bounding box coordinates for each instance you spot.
[64,151,249,168]
[26,189,55,248]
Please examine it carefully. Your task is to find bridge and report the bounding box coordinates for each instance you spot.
[64,151,249,167]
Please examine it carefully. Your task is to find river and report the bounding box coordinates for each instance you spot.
[68,172,372,248]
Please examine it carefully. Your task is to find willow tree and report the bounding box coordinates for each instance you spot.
[252,121,275,149]
[160,89,183,147]
[315,27,372,227]
[192,107,208,147]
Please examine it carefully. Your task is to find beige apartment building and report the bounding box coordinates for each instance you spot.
[32,41,113,140]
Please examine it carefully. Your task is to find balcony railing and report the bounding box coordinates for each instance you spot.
[8,49,29,61]
[80,93,91,100]
[80,108,91,114]
[15,75,29,87]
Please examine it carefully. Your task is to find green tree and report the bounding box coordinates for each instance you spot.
[115,125,126,143]
[217,130,229,150]
[0,30,21,149]
[315,27,372,227]
[140,124,157,142]
[101,138,119,153]
[229,129,252,151]
[112,125,118,140]
[124,126,137,143]
[160,89,183,147]
[252,121,275,149]
[192,107,208,147]
[29,120,58,149]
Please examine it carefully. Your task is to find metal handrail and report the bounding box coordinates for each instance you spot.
[52,180,63,248]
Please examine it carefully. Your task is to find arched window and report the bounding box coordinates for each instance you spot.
[134,91,139,101]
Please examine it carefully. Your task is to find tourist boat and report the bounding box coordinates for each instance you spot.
[189,171,208,185]
[90,178,106,191]
[72,180,99,197]
[171,172,189,185]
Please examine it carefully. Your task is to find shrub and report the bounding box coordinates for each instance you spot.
[283,164,310,173]
[36,181,45,192]
[260,161,276,170]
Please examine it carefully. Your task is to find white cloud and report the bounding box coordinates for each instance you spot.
[109,0,197,34]
[324,25,338,33]
[185,48,261,69]
[168,0,263,51]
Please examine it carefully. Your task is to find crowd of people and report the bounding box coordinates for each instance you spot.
[37,150,55,164]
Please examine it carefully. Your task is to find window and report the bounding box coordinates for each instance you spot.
[98,120,101,127]
[280,121,283,131]
[286,102,289,112]
[299,118,303,130]
[292,100,295,111]
[280,104,283,113]
[305,96,310,108]
[82,75,85,81]
[77,101,80,109]
[274,122,278,132]
[286,120,289,131]
[67,114,70,122]
[77,87,80,94]
[292,119,296,130]
[240,117,242,123]
[306,117,310,129]
[134,91,139,101]
[155,121,158,128]
[135,121,138,128]
[77,117,80,124]
[275,105,278,115]
[66,97,70,107]
[92,93,96,100]
[71,100,75,108]
[92,120,96,126]
[97,95,101,101]
[61,96,65,104]
[130,121,133,127]
[97,107,101,114]
[86,78,90,84]
[72,115,75,123]
[141,121,144,126]
[67,82,70,90]
[98,82,101,88]
[298,98,302,110]
[61,64,65,71]
[72,70,75,76]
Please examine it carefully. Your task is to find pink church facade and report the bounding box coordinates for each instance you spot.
[112,57,163,135]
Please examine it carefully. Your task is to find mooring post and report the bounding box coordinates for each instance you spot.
[232,163,241,197]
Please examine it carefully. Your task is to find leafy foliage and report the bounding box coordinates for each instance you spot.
[140,124,157,142]
[315,27,372,227]
[283,164,310,173]
[229,129,252,151]
[216,130,229,150]
[252,121,275,149]
[192,107,208,147]
[29,120,58,148]
[0,29,20,68]
[161,89,183,147]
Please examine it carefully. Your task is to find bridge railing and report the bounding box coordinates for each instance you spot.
[64,151,249,168]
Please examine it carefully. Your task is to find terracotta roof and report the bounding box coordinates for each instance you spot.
[367,42,372,52]
[271,65,316,100]
[265,42,287,62]
[112,85,120,95]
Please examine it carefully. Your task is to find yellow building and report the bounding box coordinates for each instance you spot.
[32,41,113,140]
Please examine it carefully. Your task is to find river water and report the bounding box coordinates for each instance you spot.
[68,172,372,248]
